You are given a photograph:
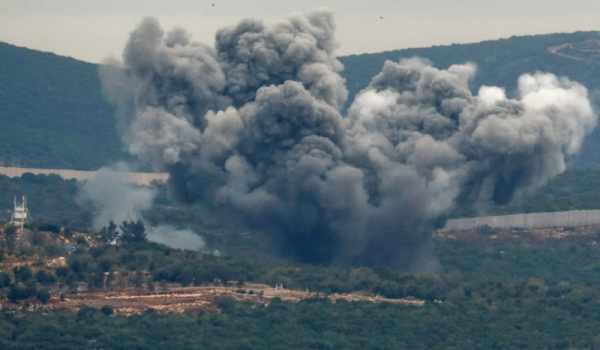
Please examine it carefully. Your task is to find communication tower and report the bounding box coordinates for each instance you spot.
[10,196,32,233]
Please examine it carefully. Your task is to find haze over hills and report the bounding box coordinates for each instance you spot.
[2,30,600,170]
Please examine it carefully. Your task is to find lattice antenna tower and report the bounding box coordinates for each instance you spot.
[10,196,32,233]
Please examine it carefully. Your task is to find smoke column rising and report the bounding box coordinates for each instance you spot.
[115,10,596,269]
[78,163,206,251]
[78,163,155,231]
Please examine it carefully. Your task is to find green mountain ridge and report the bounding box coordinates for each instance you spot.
[0,41,127,170]
[340,31,600,100]
[2,31,600,169]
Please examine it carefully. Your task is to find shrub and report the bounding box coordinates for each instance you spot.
[215,297,236,314]
[0,272,11,288]
[35,271,56,284]
[100,305,114,316]
[35,289,50,304]
[37,223,61,234]
[30,231,45,246]
[13,266,33,284]
[7,284,35,302]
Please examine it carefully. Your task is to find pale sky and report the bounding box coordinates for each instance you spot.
[1,0,600,63]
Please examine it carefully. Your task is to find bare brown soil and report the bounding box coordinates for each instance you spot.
[0,283,424,315]
[0,226,427,315]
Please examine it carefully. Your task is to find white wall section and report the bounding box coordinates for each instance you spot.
[0,166,168,186]
[443,210,600,231]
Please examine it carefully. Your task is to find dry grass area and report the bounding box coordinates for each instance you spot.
[0,226,427,315]
[0,283,425,315]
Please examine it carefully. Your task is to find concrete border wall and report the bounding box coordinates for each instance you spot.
[443,210,600,231]
[0,166,169,186]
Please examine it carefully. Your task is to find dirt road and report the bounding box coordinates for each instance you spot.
[1,283,425,315]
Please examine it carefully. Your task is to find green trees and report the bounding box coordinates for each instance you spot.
[65,273,78,292]
[87,268,106,290]
[35,270,56,285]
[6,281,50,304]
[6,295,600,349]
[3,220,600,348]
[0,42,128,170]
[13,266,33,284]
[100,305,114,316]
[99,221,117,242]
[30,230,45,246]
[120,220,147,244]
[34,288,50,304]
[4,225,17,253]
[0,272,11,288]
[129,271,144,289]
[7,284,34,302]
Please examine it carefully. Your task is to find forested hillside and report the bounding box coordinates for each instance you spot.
[0,42,126,170]
[2,31,600,169]
[4,205,600,348]
[339,31,600,103]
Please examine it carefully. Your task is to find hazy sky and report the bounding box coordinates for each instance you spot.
[1,0,600,63]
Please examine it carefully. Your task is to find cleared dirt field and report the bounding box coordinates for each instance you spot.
[0,283,425,315]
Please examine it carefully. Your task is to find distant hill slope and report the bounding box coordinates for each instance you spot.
[339,31,600,104]
[0,42,126,170]
[2,31,600,169]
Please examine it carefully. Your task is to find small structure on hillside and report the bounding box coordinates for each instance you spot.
[108,236,121,246]
[10,196,32,233]
[46,257,67,268]
[64,242,76,252]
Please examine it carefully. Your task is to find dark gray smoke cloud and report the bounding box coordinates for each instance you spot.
[215,10,347,109]
[117,11,596,269]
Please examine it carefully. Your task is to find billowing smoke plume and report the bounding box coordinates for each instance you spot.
[78,163,155,230]
[146,225,206,251]
[78,163,206,251]
[343,58,595,266]
[117,10,596,268]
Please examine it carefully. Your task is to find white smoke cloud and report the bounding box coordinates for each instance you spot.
[78,163,155,231]
[77,163,206,251]
[146,225,206,251]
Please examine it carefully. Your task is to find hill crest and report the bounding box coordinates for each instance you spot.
[2,30,600,169]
